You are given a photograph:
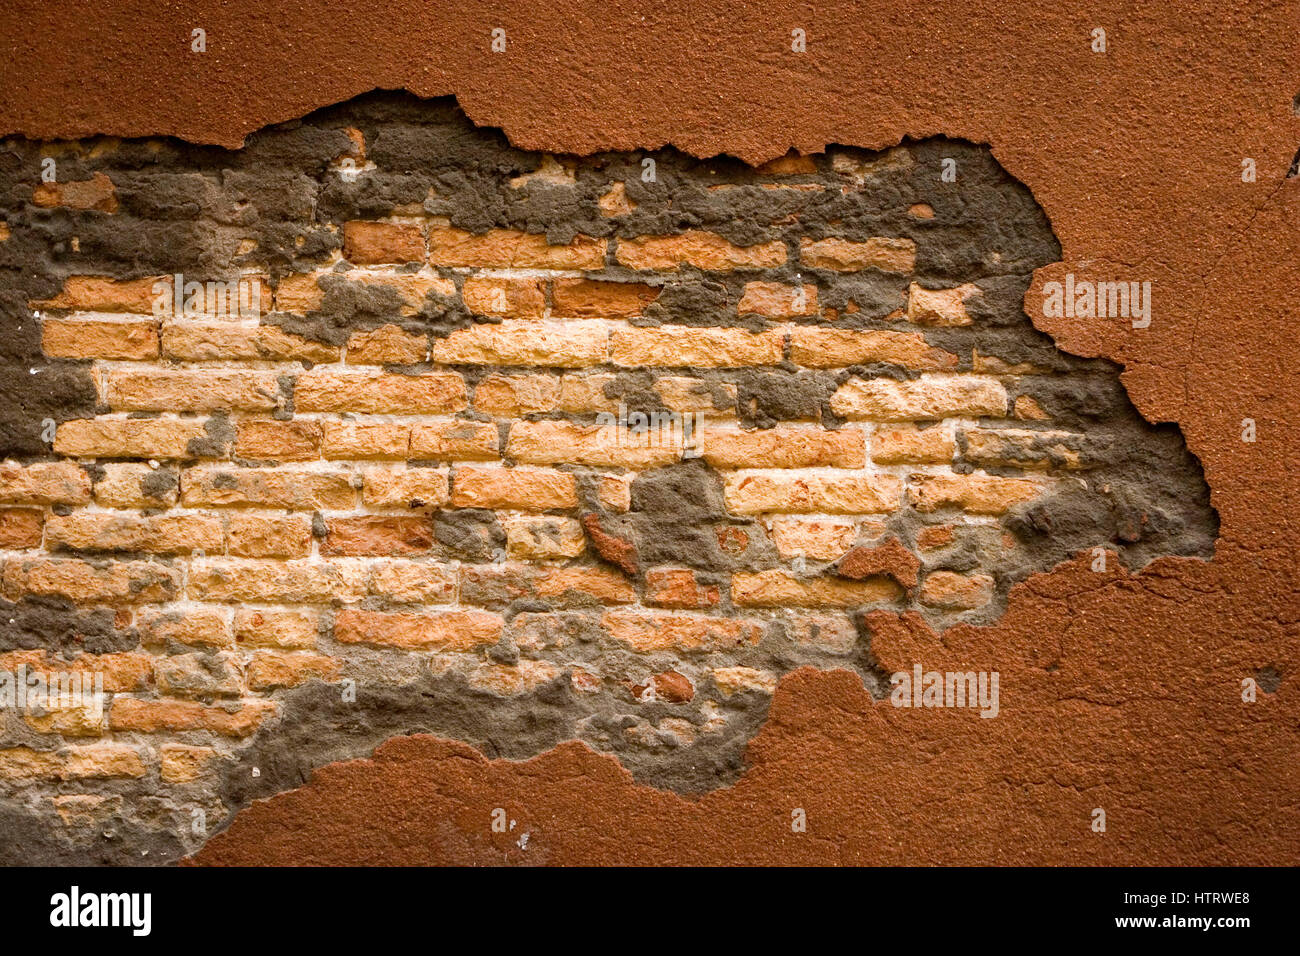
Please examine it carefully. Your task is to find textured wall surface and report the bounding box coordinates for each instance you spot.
[0,0,1296,866]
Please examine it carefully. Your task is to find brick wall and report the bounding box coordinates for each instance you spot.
[0,94,1215,861]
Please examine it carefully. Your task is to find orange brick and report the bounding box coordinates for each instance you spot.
[321,421,411,459]
[109,697,275,737]
[2,558,179,603]
[62,744,146,779]
[433,320,607,366]
[45,512,221,554]
[871,424,956,464]
[427,225,605,269]
[321,515,434,556]
[908,473,1045,514]
[616,231,786,271]
[602,610,763,653]
[724,472,902,515]
[181,466,355,510]
[0,461,91,505]
[551,278,660,317]
[334,609,502,651]
[409,420,500,461]
[507,420,681,468]
[0,508,43,548]
[799,236,916,272]
[247,651,341,690]
[451,466,577,510]
[160,744,219,783]
[235,420,322,461]
[918,571,995,609]
[789,328,958,370]
[906,283,978,326]
[139,606,232,648]
[225,513,313,558]
[503,516,586,559]
[737,281,818,317]
[295,369,467,414]
[53,418,211,459]
[346,324,428,364]
[461,275,546,319]
[646,568,720,609]
[473,374,560,415]
[42,318,158,359]
[161,320,339,363]
[34,275,162,313]
[767,518,857,560]
[831,375,1008,421]
[105,369,282,412]
[343,220,425,264]
[459,565,635,608]
[32,172,118,212]
[188,558,367,603]
[367,560,457,603]
[233,608,319,649]
[731,569,900,608]
[696,427,864,469]
[610,326,783,367]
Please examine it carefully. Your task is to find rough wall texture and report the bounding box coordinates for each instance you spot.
[0,0,1295,866]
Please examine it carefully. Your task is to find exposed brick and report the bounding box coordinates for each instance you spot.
[226,513,313,558]
[831,375,1008,421]
[459,564,635,608]
[343,220,425,264]
[646,568,720,609]
[427,225,605,269]
[872,424,956,464]
[45,512,221,554]
[602,610,763,653]
[109,698,275,737]
[362,467,450,509]
[62,744,146,779]
[551,278,660,317]
[233,608,319,649]
[908,473,1046,514]
[799,236,915,272]
[181,466,355,510]
[767,518,857,560]
[155,651,242,698]
[333,609,502,651]
[907,283,978,326]
[247,651,341,690]
[53,419,211,459]
[712,666,778,696]
[160,744,219,783]
[0,508,43,548]
[451,466,577,510]
[105,369,281,412]
[188,558,367,603]
[504,516,586,559]
[367,560,457,603]
[581,513,639,575]
[140,606,233,648]
[918,571,996,609]
[473,374,560,415]
[610,326,783,367]
[462,275,546,319]
[724,472,903,514]
[961,427,1083,469]
[321,515,434,556]
[737,281,818,317]
[235,420,322,462]
[508,420,681,468]
[321,421,411,459]
[92,463,178,507]
[295,370,467,414]
[2,558,179,603]
[835,536,921,588]
[433,320,607,367]
[731,569,901,607]
[0,462,91,505]
[42,317,158,359]
[161,320,339,363]
[346,324,428,364]
[408,420,500,460]
[35,275,162,313]
[616,231,786,271]
[32,172,118,212]
[696,427,865,469]
[789,328,958,370]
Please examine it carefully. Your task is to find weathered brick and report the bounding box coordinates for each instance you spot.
[321,515,434,556]
[767,518,857,560]
[295,370,466,414]
[42,317,158,359]
[724,472,903,514]
[362,466,450,509]
[22,700,107,737]
[799,236,915,272]
[161,320,339,363]
[427,224,604,269]
[433,320,607,367]
[737,281,817,317]
[557,373,619,412]
[45,512,221,554]
[182,466,355,510]
[871,424,956,464]
[461,275,546,319]
[233,608,319,649]
[155,651,242,698]
[35,275,162,313]
[646,568,720,609]
[551,278,660,317]
[188,558,367,603]
[610,326,783,367]
[32,172,118,212]
[62,744,146,779]
[712,666,778,696]
[225,513,313,558]
[53,419,211,459]
[907,283,978,326]
[790,613,860,654]
[367,560,457,603]
[0,461,91,505]
[466,660,563,696]
[321,421,411,459]
[346,324,428,364]
[235,420,322,462]
[0,747,63,779]
[918,571,995,609]
[503,516,586,559]
[2,558,179,603]
[104,369,281,412]
[409,420,500,460]
[961,427,1084,469]
[602,610,763,653]
[333,608,502,651]
[831,375,1008,421]
[139,606,233,648]
[343,220,425,264]
[160,744,219,783]
[92,463,178,507]
[731,569,900,607]
[473,373,560,415]
[654,377,737,416]
[459,564,635,609]
[507,420,681,468]
[696,427,865,469]
[247,651,341,690]
[0,508,43,548]
[109,697,275,737]
[616,232,786,271]
[908,473,1046,514]
[789,328,958,370]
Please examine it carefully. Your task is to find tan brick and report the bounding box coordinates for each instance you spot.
[367,560,457,603]
[0,508,43,548]
[712,666,778,696]
[461,275,546,319]
[62,744,146,779]
[790,613,860,654]
[35,275,162,313]
[616,231,786,271]
[0,747,63,779]
[789,328,958,370]
[696,427,865,469]
[92,463,177,507]
[610,326,783,367]
[52,794,121,826]
[654,377,737,416]
[344,271,455,313]
[161,320,339,363]
[22,700,107,737]
[908,473,1046,514]
[598,474,632,512]
[53,418,211,459]
[646,568,720,609]
[334,608,502,651]
[105,369,281,412]
[433,320,607,366]
[274,271,327,313]
[602,610,763,653]
[155,651,242,698]
[320,421,410,459]
[830,375,1008,421]
[236,420,321,462]
[799,236,915,272]
[557,373,619,412]
[321,515,434,556]
[732,569,901,608]
[427,225,604,269]
[551,278,660,317]
[182,466,355,510]
[361,467,450,509]
[3,558,179,603]
[738,281,818,317]
[45,512,221,554]
[598,182,635,216]
[226,513,312,558]
[139,606,232,648]
[768,518,857,560]
[42,318,158,359]
[907,283,978,326]
[0,461,91,505]
[918,571,995,609]
[474,373,560,415]
[32,172,118,212]
[961,427,1083,469]
[343,220,425,264]
[503,516,586,559]
[346,323,428,364]
[872,424,956,464]
[1014,395,1050,420]
[160,744,218,783]
[188,558,367,603]
[295,369,466,414]
[233,608,319,649]
[724,472,903,515]
[409,420,500,461]
[450,466,578,512]
[467,660,563,696]
[507,420,681,468]
[109,697,275,737]
[247,651,341,690]
[459,564,635,608]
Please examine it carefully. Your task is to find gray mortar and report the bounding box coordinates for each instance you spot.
[0,92,1219,863]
